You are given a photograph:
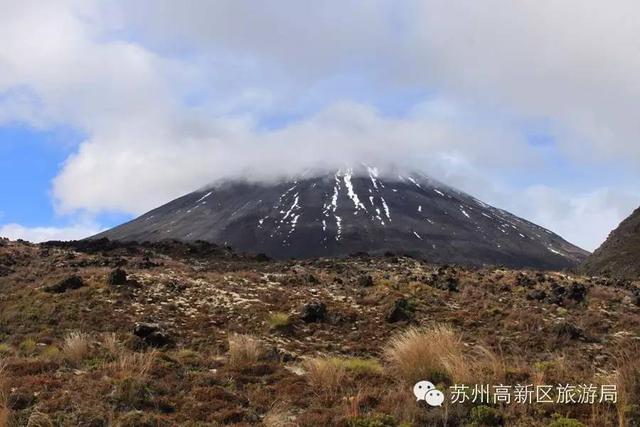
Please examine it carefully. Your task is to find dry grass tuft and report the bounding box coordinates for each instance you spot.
[0,360,8,427]
[473,344,506,383]
[62,331,91,365]
[384,325,471,385]
[26,410,54,427]
[228,333,263,368]
[303,357,346,399]
[111,350,157,381]
[101,332,120,357]
[615,343,640,427]
[263,403,296,427]
[532,355,572,386]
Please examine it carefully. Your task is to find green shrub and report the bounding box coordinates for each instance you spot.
[347,413,398,427]
[267,312,292,331]
[468,405,503,426]
[110,378,153,410]
[0,343,13,355]
[40,345,60,359]
[548,417,585,427]
[19,338,37,355]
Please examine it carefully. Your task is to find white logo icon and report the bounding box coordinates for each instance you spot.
[413,380,445,407]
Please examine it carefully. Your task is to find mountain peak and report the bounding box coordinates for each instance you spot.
[93,168,588,269]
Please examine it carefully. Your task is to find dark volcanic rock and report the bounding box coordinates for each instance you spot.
[91,167,587,269]
[386,298,415,323]
[553,322,586,341]
[581,206,640,279]
[107,268,128,286]
[44,275,85,293]
[133,322,173,347]
[568,282,587,302]
[357,274,374,287]
[300,300,327,323]
[527,289,547,301]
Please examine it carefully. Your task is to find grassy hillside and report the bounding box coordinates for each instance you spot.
[0,238,639,426]
[582,207,640,280]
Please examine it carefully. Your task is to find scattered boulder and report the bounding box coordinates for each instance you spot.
[527,289,547,301]
[553,322,585,340]
[386,298,415,323]
[133,322,173,347]
[263,346,298,363]
[631,289,640,306]
[430,275,459,292]
[300,300,327,323]
[357,274,374,287]
[444,276,459,292]
[516,273,535,287]
[568,282,587,302]
[548,283,567,305]
[107,268,128,286]
[44,275,85,293]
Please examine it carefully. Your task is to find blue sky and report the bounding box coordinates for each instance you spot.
[1,1,640,250]
[0,124,130,237]
[0,126,71,227]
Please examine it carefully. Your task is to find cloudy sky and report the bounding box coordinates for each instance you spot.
[1,0,639,251]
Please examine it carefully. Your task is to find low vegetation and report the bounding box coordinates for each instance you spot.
[615,344,640,427]
[384,325,471,385]
[0,239,637,425]
[303,357,347,400]
[61,331,91,365]
[227,333,263,369]
[0,361,8,427]
[267,311,293,332]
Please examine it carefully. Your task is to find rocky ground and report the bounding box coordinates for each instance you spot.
[0,238,639,426]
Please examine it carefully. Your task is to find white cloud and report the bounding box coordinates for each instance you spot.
[0,222,103,243]
[501,187,640,251]
[51,100,534,214]
[0,0,639,249]
[114,0,640,166]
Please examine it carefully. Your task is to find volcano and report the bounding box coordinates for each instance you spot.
[93,167,588,269]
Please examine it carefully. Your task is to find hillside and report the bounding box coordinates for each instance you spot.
[582,206,640,279]
[0,238,638,426]
[93,167,588,270]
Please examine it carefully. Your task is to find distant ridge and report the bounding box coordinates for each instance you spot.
[581,206,640,278]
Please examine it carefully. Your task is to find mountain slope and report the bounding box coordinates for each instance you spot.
[93,167,588,269]
[581,206,640,278]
